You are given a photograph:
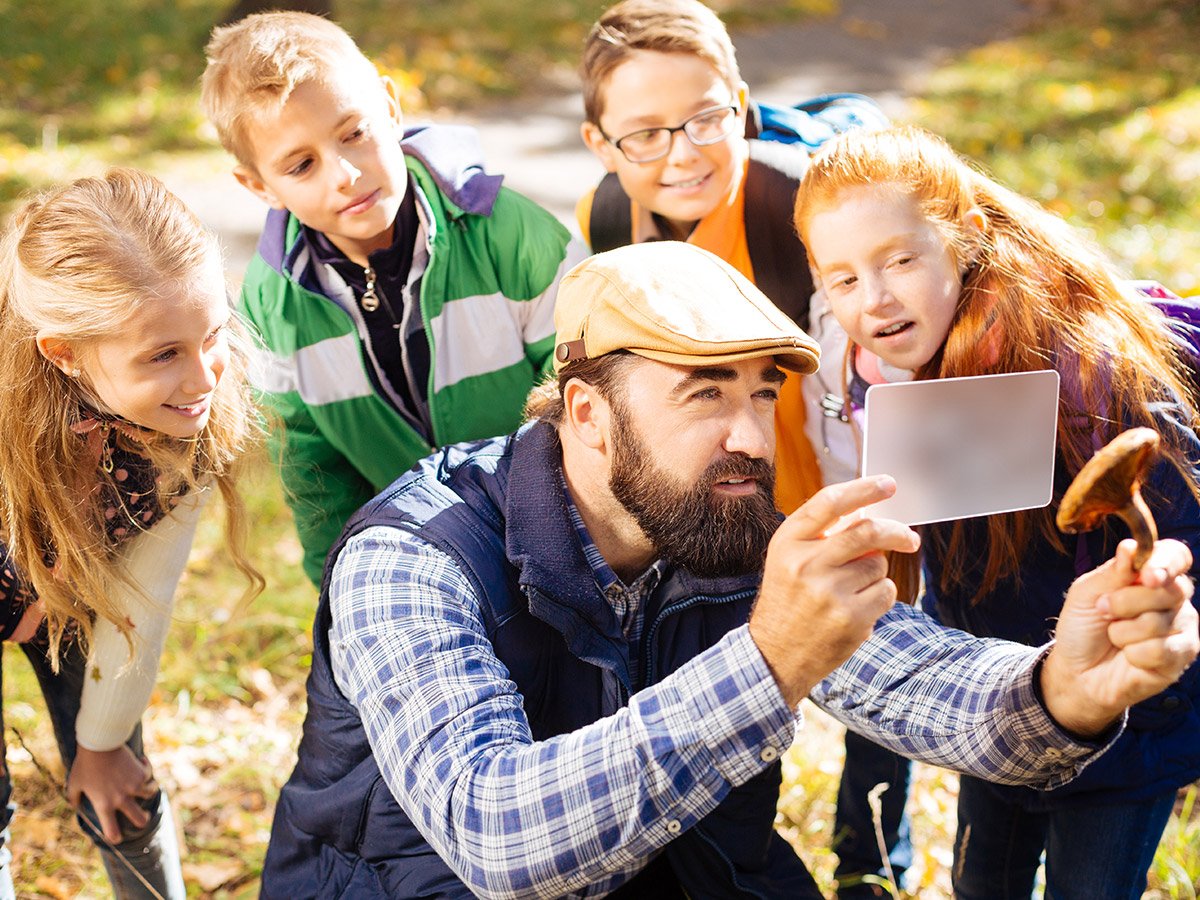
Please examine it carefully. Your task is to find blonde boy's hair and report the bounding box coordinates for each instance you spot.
[201,11,380,168]
[581,0,740,125]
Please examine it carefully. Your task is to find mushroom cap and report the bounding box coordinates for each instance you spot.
[1056,427,1160,533]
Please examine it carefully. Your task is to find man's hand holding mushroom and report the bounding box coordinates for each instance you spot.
[1041,538,1197,739]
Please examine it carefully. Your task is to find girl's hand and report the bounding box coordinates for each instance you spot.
[8,600,45,643]
[66,744,158,843]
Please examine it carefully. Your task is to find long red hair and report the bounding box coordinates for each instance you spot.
[795,125,1199,603]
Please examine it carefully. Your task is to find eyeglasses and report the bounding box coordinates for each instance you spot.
[603,104,740,164]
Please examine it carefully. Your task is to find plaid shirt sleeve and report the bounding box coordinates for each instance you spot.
[812,602,1117,789]
[328,525,797,900]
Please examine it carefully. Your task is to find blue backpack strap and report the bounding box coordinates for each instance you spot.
[588,172,634,253]
[743,140,814,328]
[753,93,890,150]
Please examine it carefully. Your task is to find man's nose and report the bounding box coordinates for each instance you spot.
[723,404,773,460]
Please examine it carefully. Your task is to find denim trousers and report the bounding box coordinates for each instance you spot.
[952,773,1177,900]
[834,729,913,898]
[0,635,184,899]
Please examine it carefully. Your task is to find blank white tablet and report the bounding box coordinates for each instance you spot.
[860,370,1060,526]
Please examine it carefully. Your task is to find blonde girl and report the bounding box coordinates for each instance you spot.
[0,169,261,899]
[794,124,1200,900]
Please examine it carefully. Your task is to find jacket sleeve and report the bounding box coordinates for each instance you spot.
[76,488,208,750]
[264,387,377,586]
[239,280,378,587]
[486,188,591,381]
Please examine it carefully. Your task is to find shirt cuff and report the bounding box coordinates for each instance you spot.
[1001,644,1125,790]
[666,625,797,786]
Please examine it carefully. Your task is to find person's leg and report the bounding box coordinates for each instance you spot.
[22,636,185,900]
[0,643,16,900]
[1042,791,1176,900]
[834,730,913,898]
[951,774,1046,900]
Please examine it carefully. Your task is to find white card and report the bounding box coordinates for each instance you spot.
[860,370,1060,526]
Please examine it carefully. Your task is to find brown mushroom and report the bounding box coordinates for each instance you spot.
[1056,427,1160,570]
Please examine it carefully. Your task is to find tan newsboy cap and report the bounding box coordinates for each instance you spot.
[552,242,819,375]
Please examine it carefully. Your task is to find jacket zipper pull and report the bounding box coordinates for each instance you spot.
[361,265,380,312]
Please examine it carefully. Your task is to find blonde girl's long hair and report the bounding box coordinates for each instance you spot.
[794,125,1200,605]
[0,168,264,662]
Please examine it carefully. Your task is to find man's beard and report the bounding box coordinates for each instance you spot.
[607,407,780,578]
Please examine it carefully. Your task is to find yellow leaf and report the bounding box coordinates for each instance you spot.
[182,860,244,891]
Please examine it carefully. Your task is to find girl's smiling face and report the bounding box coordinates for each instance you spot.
[805,183,968,372]
[43,258,233,438]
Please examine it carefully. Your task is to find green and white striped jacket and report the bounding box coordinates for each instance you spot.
[241,127,585,583]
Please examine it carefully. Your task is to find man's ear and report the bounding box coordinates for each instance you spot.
[735,81,750,118]
[234,164,285,210]
[563,378,611,452]
[36,334,77,375]
[580,121,620,174]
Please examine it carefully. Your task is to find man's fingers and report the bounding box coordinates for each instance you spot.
[1104,573,1194,621]
[781,475,904,541]
[1107,610,1178,648]
[1119,629,1200,678]
[821,517,919,567]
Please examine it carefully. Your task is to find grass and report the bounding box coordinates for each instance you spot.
[910,0,1200,294]
[2,0,1199,896]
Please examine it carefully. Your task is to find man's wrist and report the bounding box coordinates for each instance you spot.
[1036,647,1123,741]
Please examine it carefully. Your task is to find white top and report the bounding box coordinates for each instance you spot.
[75,487,209,751]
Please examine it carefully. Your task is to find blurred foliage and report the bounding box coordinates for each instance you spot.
[912,0,1200,293]
[0,0,828,211]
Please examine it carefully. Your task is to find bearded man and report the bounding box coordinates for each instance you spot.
[262,242,1198,900]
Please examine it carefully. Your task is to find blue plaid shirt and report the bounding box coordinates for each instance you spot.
[329,509,1112,898]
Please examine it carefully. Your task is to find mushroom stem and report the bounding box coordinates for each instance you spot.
[1118,490,1158,571]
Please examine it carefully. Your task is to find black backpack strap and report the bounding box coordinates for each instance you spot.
[744,140,815,329]
[587,172,634,253]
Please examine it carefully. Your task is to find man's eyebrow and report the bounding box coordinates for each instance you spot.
[760,364,787,385]
[670,366,738,397]
[669,364,787,396]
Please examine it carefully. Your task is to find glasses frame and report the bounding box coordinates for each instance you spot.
[602,103,741,164]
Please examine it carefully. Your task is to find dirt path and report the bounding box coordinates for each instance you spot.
[164,0,1030,282]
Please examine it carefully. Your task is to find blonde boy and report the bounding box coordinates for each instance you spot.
[577,0,823,515]
[202,12,584,584]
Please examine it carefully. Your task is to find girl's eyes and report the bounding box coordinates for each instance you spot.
[286,158,313,178]
[148,324,225,364]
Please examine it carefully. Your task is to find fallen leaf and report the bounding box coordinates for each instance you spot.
[182,859,243,892]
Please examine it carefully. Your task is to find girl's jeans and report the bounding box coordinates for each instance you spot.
[952,773,1176,900]
[0,636,184,899]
